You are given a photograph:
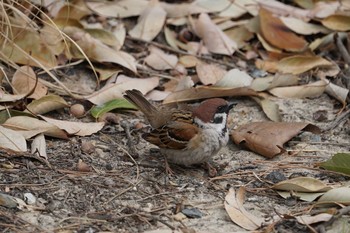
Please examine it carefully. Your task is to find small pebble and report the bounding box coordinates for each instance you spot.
[181,208,203,218]
[24,193,36,205]
[265,171,286,183]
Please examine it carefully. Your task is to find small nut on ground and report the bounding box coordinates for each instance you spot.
[70,104,85,117]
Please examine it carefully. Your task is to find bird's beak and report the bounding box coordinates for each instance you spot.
[227,103,237,111]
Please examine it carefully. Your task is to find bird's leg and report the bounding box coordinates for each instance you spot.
[164,155,175,176]
[203,162,217,177]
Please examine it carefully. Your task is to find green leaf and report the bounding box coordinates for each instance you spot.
[320,153,350,175]
[91,98,138,118]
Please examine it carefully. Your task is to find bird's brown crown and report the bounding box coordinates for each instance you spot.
[192,98,229,123]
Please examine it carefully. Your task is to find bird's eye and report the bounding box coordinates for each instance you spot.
[217,105,226,111]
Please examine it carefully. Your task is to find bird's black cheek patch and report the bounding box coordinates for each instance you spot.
[213,116,223,124]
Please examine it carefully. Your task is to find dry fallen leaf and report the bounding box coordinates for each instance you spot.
[163,86,259,104]
[87,76,159,105]
[277,55,333,75]
[324,80,349,110]
[145,46,178,70]
[280,17,330,35]
[231,122,320,158]
[224,187,264,230]
[86,0,148,18]
[0,27,57,68]
[25,95,69,115]
[269,80,328,99]
[272,177,331,192]
[3,116,68,139]
[196,62,227,85]
[250,73,299,91]
[40,116,105,137]
[194,13,237,55]
[31,133,47,160]
[259,8,308,52]
[12,66,48,100]
[0,125,27,152]
[66,28,137,73]
[160,1,208,18]
[317,187,350,205]
[321,14,350,31]
[251,96,282,122]
[214,68,253,88]
[296,213,333,225]
[128,0,167,41]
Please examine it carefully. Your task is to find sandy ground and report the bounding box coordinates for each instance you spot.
[1,93,349,232]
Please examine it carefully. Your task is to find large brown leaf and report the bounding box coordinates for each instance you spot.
[231,122,320,158]
[128,0,167,41]
[259,8,308,52]
[224,187,264,230]
[163,86,259,104]
[194,13,237,55]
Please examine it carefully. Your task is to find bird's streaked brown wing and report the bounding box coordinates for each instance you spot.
[143,121,198,150]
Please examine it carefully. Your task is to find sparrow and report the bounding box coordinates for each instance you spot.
[124,89,233,173]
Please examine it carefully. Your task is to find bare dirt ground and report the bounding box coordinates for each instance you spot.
[1,92,349,233]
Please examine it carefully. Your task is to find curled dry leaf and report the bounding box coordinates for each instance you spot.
[321,14,350,31]
[1,27,57,68]
[224,187,264,230]
[12,66,48,100]
[269,80,328,99]
[0,93,27,103]
[231,122,321,158]
[87,76,159,105]
[3,116,68,139]
[164,27,181,50]
[250,73,299,92]
[272,177,331,193]
[179,55,199,68]
[280,17,330,35]
[276,190,326,202]
[145,46,178,70]
[259,8,308,52]
[196,62,227,85]
[40,116,105,137]
[324,81,349,109]
[317,187,350,205]
[86,0,148,18]
[66,28,137,73]
[163,86,259,104]
[0,125,27,152]
[160,1,208,18]
[277,55,333,75]
[218,0,257,18]
[194,13,237,55]
[296,213,333,225]
[25,95,69,115]
[214,69,253,88]
[251,96,281,122]
[128,0,167,41]
[31,133,47,160]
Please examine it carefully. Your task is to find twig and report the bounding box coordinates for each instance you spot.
[323,106,350,131]
[335,33,350,66]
